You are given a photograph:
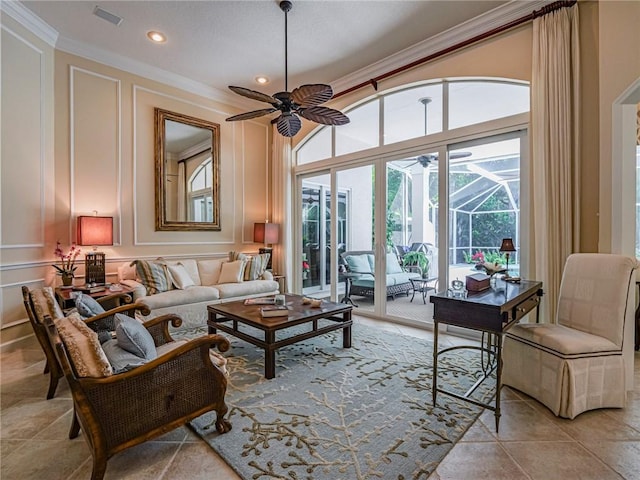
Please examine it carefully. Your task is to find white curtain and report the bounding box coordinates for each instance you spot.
[271,126,293,289]
[530,4,580,322]
[177,161,186,221]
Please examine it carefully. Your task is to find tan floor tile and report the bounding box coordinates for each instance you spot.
[552,410,640,442]
[457,420,496,442]
[479,400,572,442]
[1,438,90,479]
[68,441,180,480]
[1,438,25,458]
[503,441,623,480]
[581,440,640,479]
[430,442,528,479]
[1,397,72,439]
[162,442,240,480]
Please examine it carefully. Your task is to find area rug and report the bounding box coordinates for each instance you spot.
[180,324,495,480]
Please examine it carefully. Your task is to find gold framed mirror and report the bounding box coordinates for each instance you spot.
[154,108,221,231]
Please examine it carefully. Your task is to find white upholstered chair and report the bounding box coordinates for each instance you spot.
[503,253,637,419]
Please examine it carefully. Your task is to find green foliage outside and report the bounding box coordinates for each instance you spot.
[402,251,429,276]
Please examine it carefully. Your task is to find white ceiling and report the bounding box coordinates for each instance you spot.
[17,0,517,104]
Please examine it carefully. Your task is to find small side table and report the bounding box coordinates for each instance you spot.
[409,277,436,304]
[55,284,135,310]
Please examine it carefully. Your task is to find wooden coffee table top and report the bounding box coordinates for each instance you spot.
[207,294,351,329]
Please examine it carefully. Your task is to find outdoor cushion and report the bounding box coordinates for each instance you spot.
[386,253,404,274]
[115,314,157,360]
[345,254,372,274]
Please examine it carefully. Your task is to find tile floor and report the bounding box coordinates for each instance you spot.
[1,316,639,479]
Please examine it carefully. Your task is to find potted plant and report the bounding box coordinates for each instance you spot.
[402,251,430,278]
[53,241,81,286]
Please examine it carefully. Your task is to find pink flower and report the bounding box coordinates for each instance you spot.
[471,251,485,263]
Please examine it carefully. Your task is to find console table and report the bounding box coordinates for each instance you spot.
[430,280,543,432]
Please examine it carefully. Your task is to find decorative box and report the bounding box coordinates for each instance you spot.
[465,273,491,292]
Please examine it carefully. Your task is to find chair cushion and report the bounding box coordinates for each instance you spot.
[101,339,148,373]
[54,312,113,378]
[507,323,621,357]
[115,314,157,360]
[345,254,372,274]
[132,260,172,295]
[218,260,246,284]
[216,279,279,298]
[140,286,220,309]
[167,263,196,289]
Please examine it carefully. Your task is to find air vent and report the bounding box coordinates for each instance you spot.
[93,6,123,26]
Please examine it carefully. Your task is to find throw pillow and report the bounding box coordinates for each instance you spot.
[197,259,225,285]
[218,259,246,284]
[31,287,65,323]
[115,313,157,360]
[230,251,270,280]
[75,293,105,317]
[167,263,195,289]
[131,260,172,295]
[54,312,113,378]
[101,339,148,373]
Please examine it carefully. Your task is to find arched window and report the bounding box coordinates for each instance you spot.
[189,158,213,222]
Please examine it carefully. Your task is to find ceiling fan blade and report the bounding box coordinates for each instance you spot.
[225,108,277,122]
[291,84,333,107]
[228,86,278,105]
[276,113,302,137]
[298,106,350,126]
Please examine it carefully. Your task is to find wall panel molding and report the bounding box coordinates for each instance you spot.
[69,65,122,245]
[0,25,46,249]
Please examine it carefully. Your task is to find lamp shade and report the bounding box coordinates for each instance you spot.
[77,216,113,246]
[254,223,280,245]
[499,238,516,252]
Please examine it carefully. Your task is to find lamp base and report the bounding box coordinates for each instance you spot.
[259,247,273,270]
[85,252,106,285]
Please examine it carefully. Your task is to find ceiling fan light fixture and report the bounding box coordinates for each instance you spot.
[225,0,349,137]
[255,76,270,85]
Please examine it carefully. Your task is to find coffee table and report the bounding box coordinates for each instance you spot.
[207,294,353,379]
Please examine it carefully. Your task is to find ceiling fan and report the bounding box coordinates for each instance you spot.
[406,151,472,168]
[225,1,350,137]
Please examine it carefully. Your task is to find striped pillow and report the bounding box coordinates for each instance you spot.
[229,251,270,281]
[131,260,172,295]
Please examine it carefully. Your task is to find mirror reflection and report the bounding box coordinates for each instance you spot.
[155,108,220,231]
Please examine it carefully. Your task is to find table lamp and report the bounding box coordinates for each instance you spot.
[254,222,280,270]
[499,238,516,278]
[77,215,113,285]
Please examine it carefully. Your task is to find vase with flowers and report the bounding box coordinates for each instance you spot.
[53,241,81,286]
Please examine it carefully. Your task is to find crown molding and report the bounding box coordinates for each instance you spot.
[330,0,552,94]
[55,35,254,108]
[1,0,58,46]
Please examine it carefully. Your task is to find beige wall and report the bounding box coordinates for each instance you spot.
[1,16,55,345]
[597,0,640,253]
[1,25,271,347]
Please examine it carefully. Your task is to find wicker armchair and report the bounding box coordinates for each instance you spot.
[44,313,231,480]
[22,285,150,399]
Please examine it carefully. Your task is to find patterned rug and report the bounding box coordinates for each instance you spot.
[180,324,495,480]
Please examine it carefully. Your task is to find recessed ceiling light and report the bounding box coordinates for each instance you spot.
[255,76,270,85]
[147,31,166,43]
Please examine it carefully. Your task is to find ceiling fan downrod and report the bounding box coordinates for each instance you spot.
[280,1,292,93]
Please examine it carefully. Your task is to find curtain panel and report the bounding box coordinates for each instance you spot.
[530,4,580,322]
[271,125,293,287]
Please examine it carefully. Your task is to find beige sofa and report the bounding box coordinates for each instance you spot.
[117,256,279,329]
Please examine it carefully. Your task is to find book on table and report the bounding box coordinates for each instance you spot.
[260,305,289,317]
[244,297,276,305]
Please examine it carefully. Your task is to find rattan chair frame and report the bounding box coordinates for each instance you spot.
[22,285,150,399]
[44,313,231,480]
